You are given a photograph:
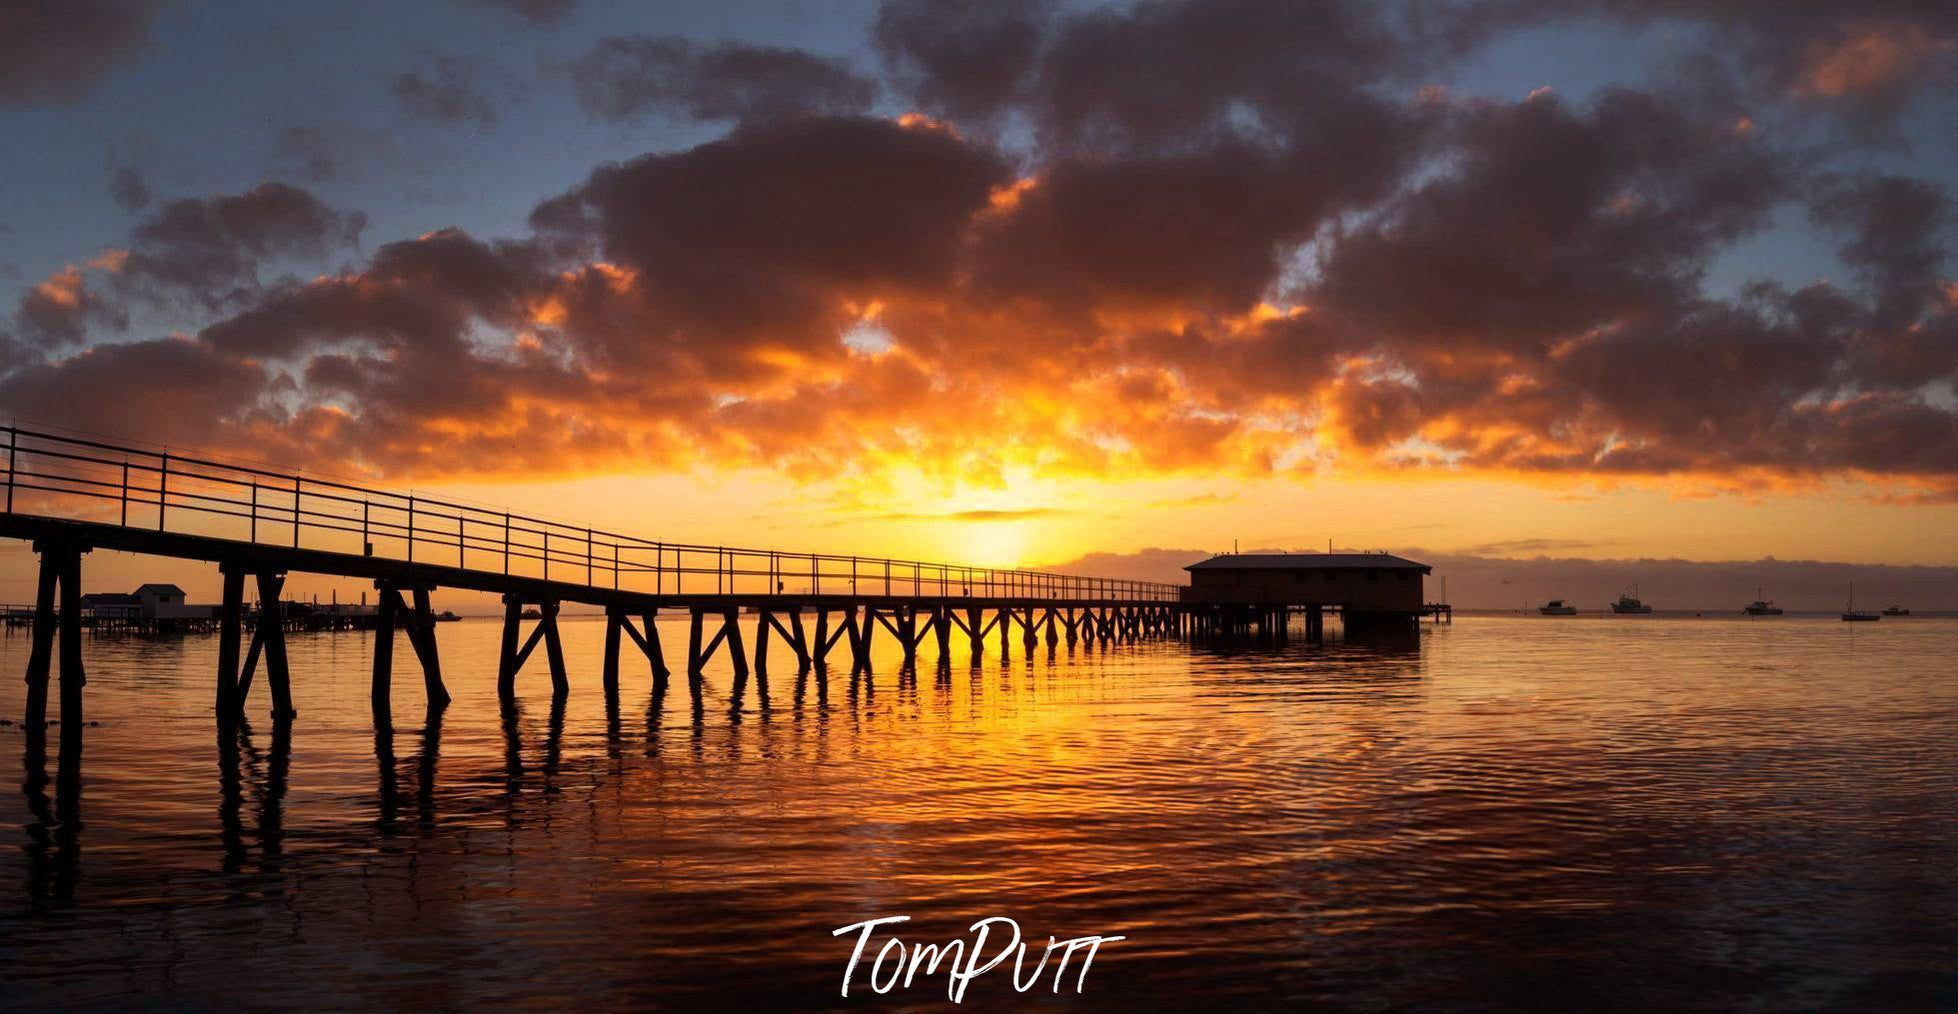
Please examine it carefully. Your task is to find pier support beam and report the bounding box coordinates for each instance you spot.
[22,541,86,732]
[605,605,669,692]
[233,570,297,719]
[685,607,747,678]
[408,588,449,709]
[813,608,851,669]
[371,581,448,722]
[755,608,811,673]
[217,565,245,721]
[498,595,567,699]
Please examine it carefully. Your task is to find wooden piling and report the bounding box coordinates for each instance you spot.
[603,606,624,694]
[22,545,60,728]
[543,601,569,697]
[408,587,447,709]
[498,595,523,697]
[754,609,773,673]
[369,576,396,721]
[218,566,246,721]
[723,609,748,679]
[787,609,811,669]
[56,548,84,733]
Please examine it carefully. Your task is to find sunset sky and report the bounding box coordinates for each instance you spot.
[3,0,1958,605]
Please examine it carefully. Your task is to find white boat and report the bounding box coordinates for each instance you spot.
[1743,588,1782,616]
[1539,599,1578,616]
[1611,585,1653,614]
[1881,605,1910,617]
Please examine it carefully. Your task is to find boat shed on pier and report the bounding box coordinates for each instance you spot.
[1180,552,1432,626]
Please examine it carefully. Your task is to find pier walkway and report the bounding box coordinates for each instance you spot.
[1,425,1185,731]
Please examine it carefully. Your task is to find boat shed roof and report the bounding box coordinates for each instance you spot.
[1185,553,1432,574]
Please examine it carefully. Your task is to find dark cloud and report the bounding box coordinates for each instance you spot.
[877,0,1471,153]
[538,115,1008,368]
[1591,0,1958,132]
[568,35,877,125]
[873,0,1046,127]
[10,263,127,351]
[0,0,160,105]
[1314,88,1786,353]
[0,337,270,449]
[967,124,1415,318]
[389,52,500,128]
[109,165,151,212]
[119,183,367,310]
[456,0,574,26]
[200,227,545,358]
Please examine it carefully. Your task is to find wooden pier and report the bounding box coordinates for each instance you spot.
[2,426,1194,733]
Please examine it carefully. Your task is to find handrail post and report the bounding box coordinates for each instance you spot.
[5,427,14,514]
[459,516,466,568]
[120,459,129,526]
[250,481,258,542]
[503,512,510,574]
[158,451,169,531]
[613,541,619,591]
[586,527,593,588]
[543,529,550,582]
[406,493,414,562]
[293,476,302,549]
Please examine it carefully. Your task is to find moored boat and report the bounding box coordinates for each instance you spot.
[1539,599,1578,616]
[1842,584,1881,622]
[1743,588,1782,616]
[1611,585,1653,614]
[1881,605,1909,617]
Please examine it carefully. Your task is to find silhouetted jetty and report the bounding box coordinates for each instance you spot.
[1,425,1436,735]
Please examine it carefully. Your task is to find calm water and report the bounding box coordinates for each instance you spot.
[1,614,1954,1010]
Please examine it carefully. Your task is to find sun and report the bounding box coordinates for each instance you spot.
[946,521,1031,570]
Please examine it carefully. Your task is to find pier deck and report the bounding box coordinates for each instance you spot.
[2,425,1196,732]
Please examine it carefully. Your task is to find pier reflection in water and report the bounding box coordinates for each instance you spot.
[4,615,1955,1009]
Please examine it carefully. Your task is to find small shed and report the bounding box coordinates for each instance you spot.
[1181,552,1431,614]
[135,583,211,621]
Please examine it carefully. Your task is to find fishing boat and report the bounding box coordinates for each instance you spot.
[1881,605,1910,617]
[1743,588,1783,616]
[1610,585,1653,614]
[520,606,543,620]
[435,610,461,622]
[1842,584,1881,622]
[1539,599,1578,616]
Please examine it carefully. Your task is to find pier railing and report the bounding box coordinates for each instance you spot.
[0,425,1180,602]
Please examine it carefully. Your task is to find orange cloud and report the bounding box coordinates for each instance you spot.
[1796,23,1951,99]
